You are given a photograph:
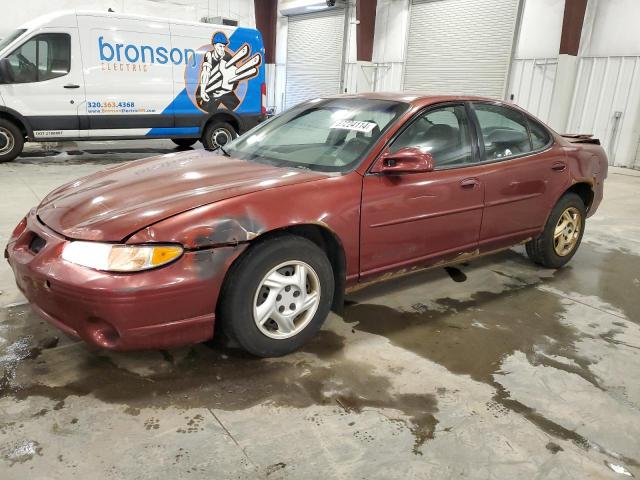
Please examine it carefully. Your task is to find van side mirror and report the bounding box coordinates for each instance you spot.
[372,147,435,174]
[0,58,14,84]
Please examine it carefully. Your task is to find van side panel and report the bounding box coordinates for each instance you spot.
[77,15,175,135]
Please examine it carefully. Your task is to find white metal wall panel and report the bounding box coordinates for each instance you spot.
[285,9,345,109]
[567,56,640,167]
[404,0,520,98]
[507,58,558,123]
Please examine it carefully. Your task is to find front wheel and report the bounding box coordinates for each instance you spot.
[201,121,237,151]
[526,192,586,268]
[218,236,334,357]
[171,138,197,148]
[0,119,24,163]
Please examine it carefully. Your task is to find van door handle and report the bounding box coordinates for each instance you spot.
[460,178,480,189]
[63,84,80,89]
[551,162,566,172]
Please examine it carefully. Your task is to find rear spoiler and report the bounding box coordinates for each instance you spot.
[561,133,601,145]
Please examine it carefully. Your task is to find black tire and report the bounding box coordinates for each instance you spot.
[526,192,586,268]
[201,121,237,150]
[171,138,197,148]
[218,235,334,357]
[0,119,24,163]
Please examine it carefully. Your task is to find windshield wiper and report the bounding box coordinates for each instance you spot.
[217,145,230,157]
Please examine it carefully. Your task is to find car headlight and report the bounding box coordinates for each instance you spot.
[62,242,183,272]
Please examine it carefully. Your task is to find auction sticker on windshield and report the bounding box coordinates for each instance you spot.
[330,120,377,133]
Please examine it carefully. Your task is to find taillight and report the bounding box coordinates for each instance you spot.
[10,216,28,243]
[261,82,267,116]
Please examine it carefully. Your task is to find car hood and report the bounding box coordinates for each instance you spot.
[37,150,325,241]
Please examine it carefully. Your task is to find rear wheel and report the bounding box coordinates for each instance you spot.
[201,121,237,150]
[218,236,334,357]
[171,138,197,148]
[0,119,24,163]
[526,193,586,268]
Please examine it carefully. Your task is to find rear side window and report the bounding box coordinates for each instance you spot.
[529,119,552,150]
[472,103,533,160]
[6,33,70,83]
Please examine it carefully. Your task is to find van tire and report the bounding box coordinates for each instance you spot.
[171,138,197,148]
[0,119,24,163]
[201,121,237,151]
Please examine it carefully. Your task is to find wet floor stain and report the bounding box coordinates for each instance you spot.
[0,439,43,466]
[0,313,438,456]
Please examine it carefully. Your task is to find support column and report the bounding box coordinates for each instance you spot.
[355,0,377,92]
[254,0,278,111]
[548,0,588,132]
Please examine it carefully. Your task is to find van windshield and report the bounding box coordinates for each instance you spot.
[224,98,408,173]
[0,29,26,53]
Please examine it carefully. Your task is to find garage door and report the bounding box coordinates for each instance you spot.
[404,0,520,99]
[285,8,345,109]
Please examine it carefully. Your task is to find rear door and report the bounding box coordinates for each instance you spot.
[470,102,570,252]
[360,103,485,278]
[0,29,84,139]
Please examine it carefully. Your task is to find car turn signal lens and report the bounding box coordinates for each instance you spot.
[10,216,28,242]
[62,242,183,272]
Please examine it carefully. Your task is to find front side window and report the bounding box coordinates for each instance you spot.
[225,98,408,172]
[472,103,533,160]
[6,33,70,83]
[390,104,473,168]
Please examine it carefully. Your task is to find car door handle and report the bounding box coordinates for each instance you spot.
[63,84,80,89]
[460,178,480,189]
[551,162,566,172]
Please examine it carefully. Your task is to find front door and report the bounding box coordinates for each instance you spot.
[0,29,85,140]
[360,103,485,279]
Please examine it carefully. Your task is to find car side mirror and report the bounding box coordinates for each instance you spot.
[372,147,435,174]
[0,58,14,84]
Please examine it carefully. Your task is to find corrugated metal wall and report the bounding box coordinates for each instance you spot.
[508,56,640,168]
[567,56,640,167]
[507,58,557,123]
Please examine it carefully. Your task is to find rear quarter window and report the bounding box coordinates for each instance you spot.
[528,119,552,150]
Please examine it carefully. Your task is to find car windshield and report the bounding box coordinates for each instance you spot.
[0,29,26,53]
[225,98,408,172]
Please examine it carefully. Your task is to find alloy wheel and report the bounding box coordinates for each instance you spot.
[553,206,582,256]
[253,261,321,339]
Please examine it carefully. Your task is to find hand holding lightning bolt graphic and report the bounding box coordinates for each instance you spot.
[198,32,261,111]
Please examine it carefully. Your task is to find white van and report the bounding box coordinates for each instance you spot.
[0,11,266,162]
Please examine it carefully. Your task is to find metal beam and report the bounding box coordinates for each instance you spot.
[559,0,588,56]
[356,0,377,62]
[254,0,278,64]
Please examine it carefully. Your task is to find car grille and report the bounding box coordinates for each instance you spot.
[29,234,46,254]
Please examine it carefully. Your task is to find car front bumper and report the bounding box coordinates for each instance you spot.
[5,212,246,350]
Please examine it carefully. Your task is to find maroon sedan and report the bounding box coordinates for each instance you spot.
[5,94,607,357]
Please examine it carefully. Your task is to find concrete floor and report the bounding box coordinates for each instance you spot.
[1,141,640,479]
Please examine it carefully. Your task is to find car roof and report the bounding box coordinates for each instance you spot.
[327,92,509,107]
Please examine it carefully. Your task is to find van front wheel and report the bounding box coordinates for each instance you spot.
[0,119,24,163]
[171,138,197,148]
[201,121,237,151]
